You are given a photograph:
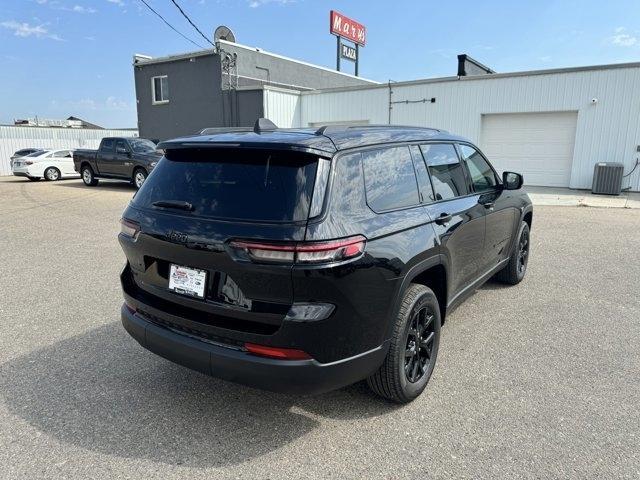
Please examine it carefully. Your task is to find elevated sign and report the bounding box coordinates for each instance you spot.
[341,44,357,61]
[329,10,365,75]
[330,10,366,46]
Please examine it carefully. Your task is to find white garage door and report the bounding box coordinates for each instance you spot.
[480,112,578,187]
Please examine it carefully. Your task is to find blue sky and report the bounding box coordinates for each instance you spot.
[1,0,639,128]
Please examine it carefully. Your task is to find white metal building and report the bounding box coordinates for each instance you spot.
[0,126,138,176]
[263,61,640,191]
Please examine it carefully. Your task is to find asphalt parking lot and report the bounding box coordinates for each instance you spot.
[1,176,639,479]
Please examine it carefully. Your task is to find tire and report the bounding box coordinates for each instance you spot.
[133,168,147,189]
[27,177,41,182]
[44,167,61,181]
[496,221,530,285]
[367,284,441,403]
[81,165,98,186]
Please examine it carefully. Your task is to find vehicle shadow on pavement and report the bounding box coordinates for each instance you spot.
[0,322,398,468]
[55,180,137,192]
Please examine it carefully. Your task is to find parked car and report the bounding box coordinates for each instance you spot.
[12,149,78,181]
[9,148,44,168]
[73,137,161,189]
[118,120,532,403]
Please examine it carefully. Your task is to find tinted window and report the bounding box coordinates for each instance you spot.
[115,140,128,154]
[459,144,498,192]
[421,144,469,200]
[132,149,318,223]
[26,150,47,157]
[362,146,420,212]
[130,139,157,153]
[16,149,37,156]
[409,145,436,203]
[100,139,114,152]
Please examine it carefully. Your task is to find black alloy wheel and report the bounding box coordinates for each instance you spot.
[405,306,436,383]
[517,227,529,276]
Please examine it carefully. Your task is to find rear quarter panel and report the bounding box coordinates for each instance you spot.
[299,151,440,359]
[73,150,97,172]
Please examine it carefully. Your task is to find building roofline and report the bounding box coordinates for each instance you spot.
[133,49,214,66]
[132,40,379,84]
[236,85,302,95]
[216,39,378,84]
[300,60,640,96]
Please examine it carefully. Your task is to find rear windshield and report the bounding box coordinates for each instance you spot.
[130,138,157,153]
[26,150,47,157]
[132,148,319,223]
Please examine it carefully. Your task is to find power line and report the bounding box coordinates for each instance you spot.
[137,0,205,50]
[169,0,214,47]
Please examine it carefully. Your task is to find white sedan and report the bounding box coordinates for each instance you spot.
[12,149,80,181]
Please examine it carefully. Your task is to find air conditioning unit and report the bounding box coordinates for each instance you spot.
[592,162,624,195]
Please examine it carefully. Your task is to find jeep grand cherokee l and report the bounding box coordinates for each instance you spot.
[119,120,532,403]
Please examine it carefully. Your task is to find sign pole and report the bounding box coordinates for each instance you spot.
[355,44,359,77]
[336,36,341,72]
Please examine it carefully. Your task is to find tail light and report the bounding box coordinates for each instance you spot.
[120,218,140,239]
[229,235,366,265]
[244,343,312,360]
[24,160,33,165]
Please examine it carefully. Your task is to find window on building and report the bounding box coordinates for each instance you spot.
[421,143,469,201]
[152,75,169,104]
[362,146,420,212]
[459,144,498,192]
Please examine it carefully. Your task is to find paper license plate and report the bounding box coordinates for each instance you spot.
[168,264,207,299]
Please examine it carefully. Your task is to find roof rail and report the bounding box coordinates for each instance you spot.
[315,125,350,135]
[254,118,278,134]
[199,127,252,135]
[314,124,443,136]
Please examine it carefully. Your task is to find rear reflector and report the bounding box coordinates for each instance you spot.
[120,218,140,239]
[229,235,366,265]
[124,301,137,314]
[244,343,312,360]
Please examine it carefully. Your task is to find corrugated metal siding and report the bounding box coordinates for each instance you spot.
[0,126,138,176]
[297,66,640,191]
[263,87,301,128]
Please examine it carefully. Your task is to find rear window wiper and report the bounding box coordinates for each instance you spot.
[152,200,194,211]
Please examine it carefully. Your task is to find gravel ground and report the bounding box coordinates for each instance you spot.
[0,176,639,479]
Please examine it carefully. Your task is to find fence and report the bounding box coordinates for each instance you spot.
[0,126,138,176]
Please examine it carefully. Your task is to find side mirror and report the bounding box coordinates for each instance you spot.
[502,171,523,190]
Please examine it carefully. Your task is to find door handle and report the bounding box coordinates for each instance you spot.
[435,213,452,225]
[482,201,495,209]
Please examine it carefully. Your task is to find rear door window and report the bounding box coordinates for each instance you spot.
[132,148,319,223]
[362,146,420,212]
[409,145,436,203]
[421,143,469,200]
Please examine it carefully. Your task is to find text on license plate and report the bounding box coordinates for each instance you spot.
[168,264,207,298]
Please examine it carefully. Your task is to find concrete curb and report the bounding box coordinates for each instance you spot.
[525,187,640,209]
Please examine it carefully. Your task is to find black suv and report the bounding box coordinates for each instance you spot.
[119,120,532,403]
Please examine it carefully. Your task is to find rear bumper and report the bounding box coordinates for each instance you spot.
[12,171,30,177]
[122,304,388,395]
